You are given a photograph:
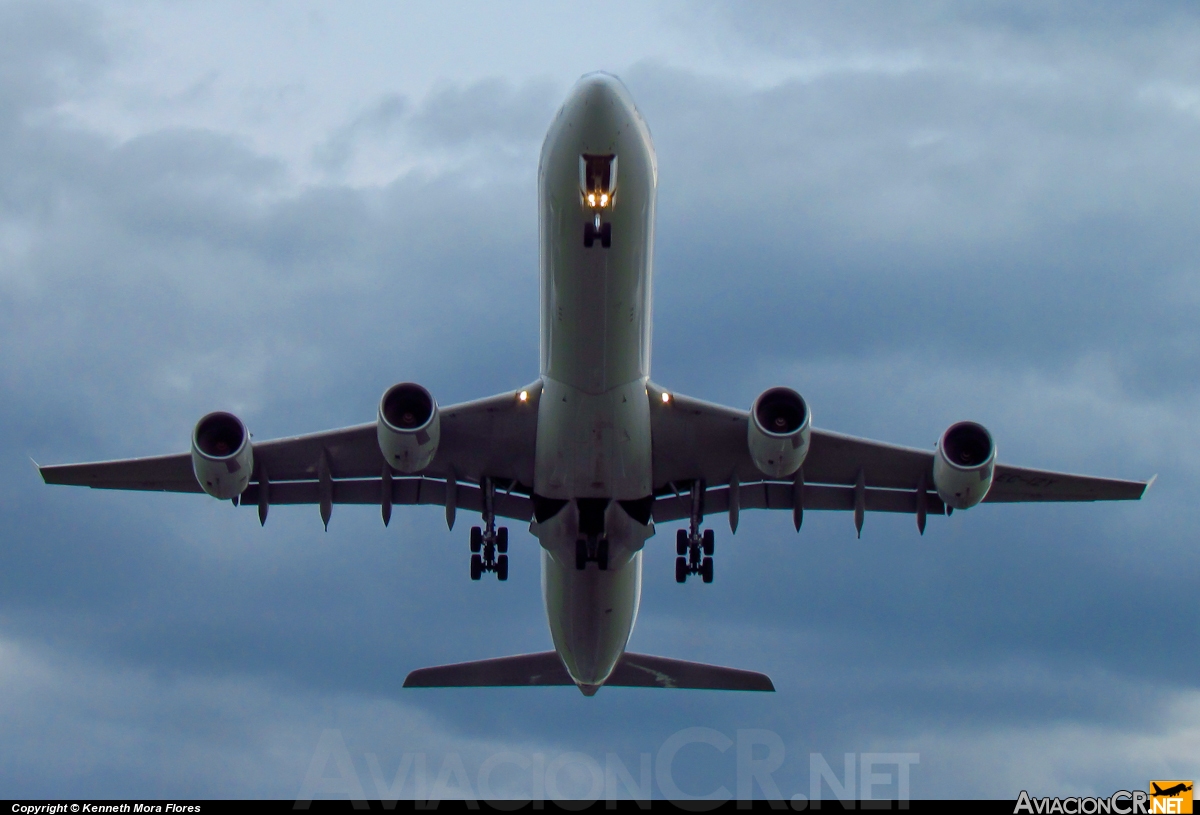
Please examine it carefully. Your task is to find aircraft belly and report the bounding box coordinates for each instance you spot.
[534,377,652,500]
[541,545,643,686]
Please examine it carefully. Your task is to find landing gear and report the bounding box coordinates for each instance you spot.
[575,537,609,571]
[676,537,710,583]
[469,478,508,581]
[675,481,716,584]
[583,220,612,248]
[469,524,510,581]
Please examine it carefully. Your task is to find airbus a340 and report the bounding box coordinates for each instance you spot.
[41,74,1151,695]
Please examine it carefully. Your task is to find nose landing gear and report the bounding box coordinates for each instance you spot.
[583,219,612,248]
[470,478,509,581]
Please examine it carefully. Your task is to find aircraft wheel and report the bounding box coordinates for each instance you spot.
[497,527,509,554]
[702,528,715,556]
[583,222,596,248]
[597,539,609,571]
[701,556,714,584]
[496,554,509,581]
[470,526,482,553]
[676,529,687,556]
[675,556,687,583]
[600,222,612,248]
[470,554,483,581]
[575,539,587,570]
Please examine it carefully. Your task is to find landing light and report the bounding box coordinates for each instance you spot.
[661,392,671,404]
[600,193,608,206]
[519,390,529,403]
[587,193,596,206]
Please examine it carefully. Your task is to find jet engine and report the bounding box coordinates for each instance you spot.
[378,382,440,473]
[747,387,811,478]
[933,421,995,510]
[191,411,253,500]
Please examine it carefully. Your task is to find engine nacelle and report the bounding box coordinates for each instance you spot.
[378,382,440,473]
[933,421,995,510]
[191,411,253,500]
[747,387,812,479]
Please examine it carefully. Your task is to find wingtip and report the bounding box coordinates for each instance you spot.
[30,456,47,483]
[1141,474,1158,497]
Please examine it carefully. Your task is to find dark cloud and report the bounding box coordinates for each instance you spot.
[0,0,104,117]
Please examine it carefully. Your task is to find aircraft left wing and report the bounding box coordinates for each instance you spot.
[39,382,544,523]
[646,382,1152,528]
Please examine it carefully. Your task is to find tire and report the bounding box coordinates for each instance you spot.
[600,222,612,248]
[497,527,509,554]
[583,222,595,247]
[597,539,609,571]
[675,556,688,583]
[702,528,715,556]
[496,554,509,581]
[676,529,688,556]
[575,539,587,570]
[701,556,714,583]
[470,554,483,581]
[470,526,482,553]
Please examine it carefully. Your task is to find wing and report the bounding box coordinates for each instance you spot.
[646,382,1152,526]
[39,382,543,522]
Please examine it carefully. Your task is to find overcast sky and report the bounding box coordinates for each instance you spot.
[2,0,1198,802]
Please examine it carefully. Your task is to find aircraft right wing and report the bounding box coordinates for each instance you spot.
[39,382,545,524]
[646,382,1152,528]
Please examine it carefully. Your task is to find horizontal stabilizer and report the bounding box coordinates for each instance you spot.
[403,651,774,692]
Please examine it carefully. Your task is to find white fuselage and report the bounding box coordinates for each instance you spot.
[532,74,658,693]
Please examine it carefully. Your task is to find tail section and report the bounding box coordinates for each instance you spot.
[403,651,774,692]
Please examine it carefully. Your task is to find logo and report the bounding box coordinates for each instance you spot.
[1150,781,1193,814]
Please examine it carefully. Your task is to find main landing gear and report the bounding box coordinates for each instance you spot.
[470,477,508,581]
[675,528,714,584]
[676,480,714,584]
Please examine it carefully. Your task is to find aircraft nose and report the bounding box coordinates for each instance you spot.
[570,72,635,116]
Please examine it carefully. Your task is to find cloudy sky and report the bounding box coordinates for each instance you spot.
[3,0,1198,801]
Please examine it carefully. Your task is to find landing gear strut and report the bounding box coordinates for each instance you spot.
[470,477,508,581]
[675,480,714,584]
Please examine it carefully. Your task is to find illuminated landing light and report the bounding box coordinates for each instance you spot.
[600,193,608,206]
[587,193,596,206]
[661,392,671,404]
[518,390,529,403]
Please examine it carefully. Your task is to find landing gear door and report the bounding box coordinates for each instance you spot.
[579,154,617,209]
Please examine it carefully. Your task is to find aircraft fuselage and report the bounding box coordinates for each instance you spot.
[532,74,658,693]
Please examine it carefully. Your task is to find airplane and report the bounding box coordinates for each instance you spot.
[39,73,1152,696]
[1152,783,1193,797]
